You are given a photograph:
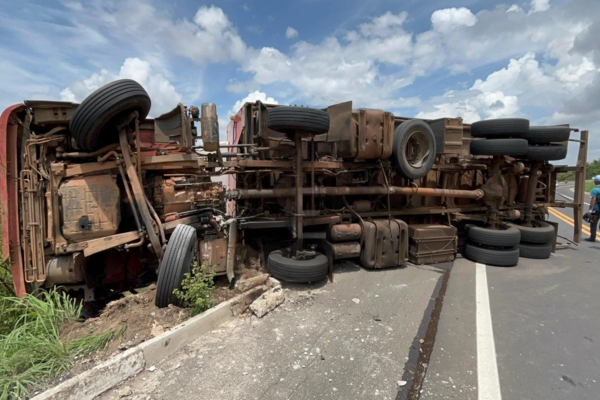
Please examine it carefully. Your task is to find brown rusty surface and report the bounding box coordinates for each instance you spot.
[199,238,228,275]
[329,223,362,242]
[227,186,484,200]
[361,219,408,269]
[331,242,361,260]
[58,174,120,241]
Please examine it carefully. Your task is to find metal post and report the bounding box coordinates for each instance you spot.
[574,130,588,243]
[295,134,303,250]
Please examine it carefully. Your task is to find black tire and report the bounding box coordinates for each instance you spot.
[467,225,521,247]
[470,138,528,156]
[506,220,555,244]
[267,106,330,135]
[155,224,197,308]
[471,118,529,139]
[524,144,567,161]
[527,126,571,144]
[267,248,328,283]
[518,242,552,259]
[464,242,519,267]
[70,79,151,151]
[392,119,436,180]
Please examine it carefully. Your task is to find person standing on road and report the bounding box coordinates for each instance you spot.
[585,175,600,242]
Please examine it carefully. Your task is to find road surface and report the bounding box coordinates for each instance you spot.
[100,182,599,400]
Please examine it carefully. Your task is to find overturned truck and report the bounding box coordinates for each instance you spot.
[0,80,587,306]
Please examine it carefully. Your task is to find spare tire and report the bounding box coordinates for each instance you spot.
[470,138,528,156]
[527,126,571,144]
[524,144,567,161]
[267,248,328,283]
[70,79,151,151]
[518,241,552,259]
[392,119,436,180]
[467,225,521,247]
[155,224,197,308]
[471,118,529,139]
[506,220,555,244]
[267,106,330,135]
[464,242,519,267]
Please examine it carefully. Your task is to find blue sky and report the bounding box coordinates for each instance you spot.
[0,0,599,164]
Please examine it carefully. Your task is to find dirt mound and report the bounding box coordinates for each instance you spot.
[61,285,188,359]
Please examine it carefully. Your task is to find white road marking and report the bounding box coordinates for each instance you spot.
[476,263,502,400]
[556,191,589,206]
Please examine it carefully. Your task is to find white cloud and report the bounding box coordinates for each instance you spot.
[286,27,298,39]
[229,91,279,116]
[529,0,551,15]
[507,5,524,13]
[431,7,477,33]
[60,58,182,117]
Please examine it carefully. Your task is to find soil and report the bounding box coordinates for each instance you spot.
[56,255,266,379]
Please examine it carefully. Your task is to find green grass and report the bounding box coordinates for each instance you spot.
[585,181,596,192]
[0,290,114,399]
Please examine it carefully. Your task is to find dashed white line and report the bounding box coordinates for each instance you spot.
[476,263,502,400]
[556,191,589,206]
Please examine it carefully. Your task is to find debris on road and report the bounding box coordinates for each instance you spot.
[118,386,133,397]
[352,298,360,304]
[250,287,285,318]
[235,273,270,292]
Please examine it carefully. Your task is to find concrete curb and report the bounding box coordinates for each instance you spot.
[31,279,279,400]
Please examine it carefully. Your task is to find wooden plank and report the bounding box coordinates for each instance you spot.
[65,231,141,256]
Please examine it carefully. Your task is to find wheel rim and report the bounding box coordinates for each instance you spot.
[405,130,431,168]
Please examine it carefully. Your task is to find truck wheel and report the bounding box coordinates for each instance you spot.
[392,119,436,180]
[267,248,328,283]
[518,241,552,259]
[527,126,571,144]
[471,118,529,138]
[155,224,197,308]
[464,242,519,267]
[470,138,528,156]
[267,106,330,135]
[524,144,567,161]
[506,220,555,244]
[467,225,521,247]
[70,79,151,151]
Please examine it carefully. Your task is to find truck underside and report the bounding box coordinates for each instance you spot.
[0,79,587,304]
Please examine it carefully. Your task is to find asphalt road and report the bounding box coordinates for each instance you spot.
[99,183,600,400]
[422,182,600,399]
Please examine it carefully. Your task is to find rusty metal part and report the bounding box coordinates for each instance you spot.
[119,129,163,258]
[226,219,237,283]
[295,133,304,249]
[44,253,85,287]
[227,186,484,200]
[60,143,120,158]
[155,103,194,149]
[329,223,362,242]
[20,169,46,283]
[201,103,219,152]
[116,161,142,232]
[524,163,541,224]
[151,176,223,215]
[408,224,457,265]
[351,200,372,213]
[331,242,361,260]
[135,118,142,183]
[338,108,394,159]
[200,237,228,275]
[361,219,408,269]
[65,231,142,257]
[573,130,588,243]
[208,218,224,238]
[144,195,167,244]
[58,174,120,241]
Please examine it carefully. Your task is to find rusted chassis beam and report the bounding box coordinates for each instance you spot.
[227,187,484,200]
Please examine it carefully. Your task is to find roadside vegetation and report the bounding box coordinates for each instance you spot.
[173,262,216,316]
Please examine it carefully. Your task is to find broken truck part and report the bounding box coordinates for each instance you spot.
[0,79,587,307]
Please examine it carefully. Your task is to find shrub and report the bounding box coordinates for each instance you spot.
[173,263,215,316]
[0,290,113,399]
